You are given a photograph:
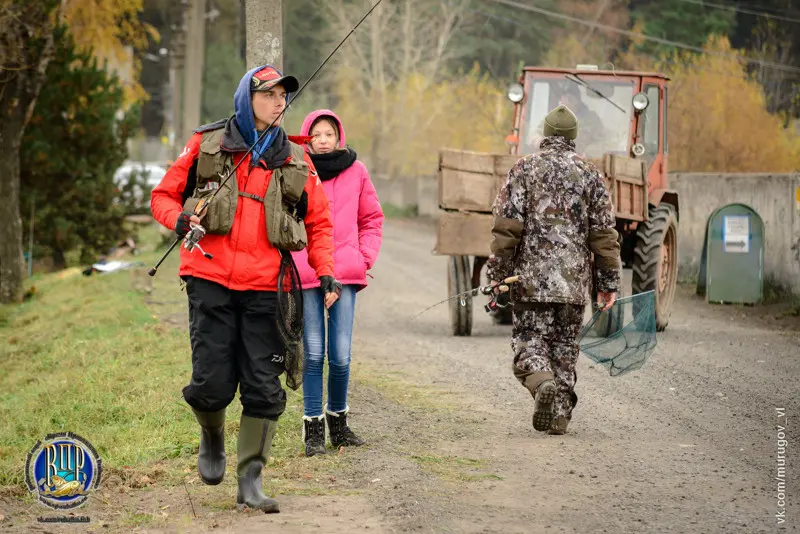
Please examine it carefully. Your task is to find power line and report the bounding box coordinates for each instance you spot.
[460,3,784,83]
[483,0,800,75]
[672,0,800,25]
[734,2,799,17]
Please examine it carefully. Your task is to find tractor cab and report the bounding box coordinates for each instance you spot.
[505,66,670,201]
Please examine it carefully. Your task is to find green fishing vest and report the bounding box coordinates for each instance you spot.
[182,128,310,251]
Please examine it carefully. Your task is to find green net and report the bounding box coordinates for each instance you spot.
[578,290,657,376]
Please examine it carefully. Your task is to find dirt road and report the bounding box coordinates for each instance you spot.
[186,217,797,533]
[332,217,798,534]
[5,217,797,533]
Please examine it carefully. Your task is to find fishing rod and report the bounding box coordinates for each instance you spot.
[148,0,387,277]
[412,275,520,319]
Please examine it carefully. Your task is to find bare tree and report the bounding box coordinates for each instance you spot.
[322,0,470,177]
[750,20,797,124]
[0,0,62,303]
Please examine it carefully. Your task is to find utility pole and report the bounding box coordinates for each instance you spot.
[166,2,187,160]
[181,0,207,146]
[244,0,283,71]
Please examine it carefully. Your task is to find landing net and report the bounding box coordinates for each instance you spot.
[578,290,658,377]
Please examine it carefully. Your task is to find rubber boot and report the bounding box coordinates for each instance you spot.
[532,380,557,432]
[302,415,327,457]
[326,406,365,448]
[192,408,226,485]
[236,415,280,513]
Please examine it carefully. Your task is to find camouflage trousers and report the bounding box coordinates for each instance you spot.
[511,303,584,420]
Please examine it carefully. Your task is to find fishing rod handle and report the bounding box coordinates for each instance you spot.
[148,236,181,276]
[483,275,519,293]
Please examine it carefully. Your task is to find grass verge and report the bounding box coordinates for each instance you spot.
[410,454,503,483]
[0,223,342,499]
[350,359,460,414]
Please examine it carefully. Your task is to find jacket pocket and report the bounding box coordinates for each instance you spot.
[183,174,238,235]
[268,209,308,252]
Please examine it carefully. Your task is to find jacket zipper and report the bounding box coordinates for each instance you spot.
[226,156,249,287]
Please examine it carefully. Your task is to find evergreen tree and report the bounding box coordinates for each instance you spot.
[285,0,330,83]
[451,0,559,81]
[20,26,139,269]
[629,0,736,56]
[201,41,245,124]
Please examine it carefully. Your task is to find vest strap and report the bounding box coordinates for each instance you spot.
[238,191,265,203]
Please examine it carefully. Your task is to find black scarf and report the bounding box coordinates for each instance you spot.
[308,147,358,181]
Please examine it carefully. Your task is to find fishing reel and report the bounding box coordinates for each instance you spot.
[183,223,213,260]
[482,282,512,314]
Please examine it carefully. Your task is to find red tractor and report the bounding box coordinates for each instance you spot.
[434,65,678,333]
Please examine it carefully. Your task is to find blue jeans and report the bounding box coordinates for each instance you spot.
[302,285,356,417]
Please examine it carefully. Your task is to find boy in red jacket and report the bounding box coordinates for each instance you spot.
[151,65,340,513]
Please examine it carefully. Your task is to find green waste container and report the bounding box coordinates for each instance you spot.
[697,203,764,304]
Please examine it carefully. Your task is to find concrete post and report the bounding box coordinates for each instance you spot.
[167,2,186,159]
[181,0,207,146]
[244,0,283,71]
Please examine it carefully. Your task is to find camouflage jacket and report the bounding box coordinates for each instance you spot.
[486,136,621,306]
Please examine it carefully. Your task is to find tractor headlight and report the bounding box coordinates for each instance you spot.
[507,83,524,103]
[632,92,649,111]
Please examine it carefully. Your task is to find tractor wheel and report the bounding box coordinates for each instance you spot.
[632,203,678,331]
[448,255,472,336]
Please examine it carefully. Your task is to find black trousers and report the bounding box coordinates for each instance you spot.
[182,276,287,420]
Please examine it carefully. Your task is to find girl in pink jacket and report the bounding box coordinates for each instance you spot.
[292,109,384,457]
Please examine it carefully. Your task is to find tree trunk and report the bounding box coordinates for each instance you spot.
[52,246,67,271]
[0,121,25,303]
[0,2,58,303]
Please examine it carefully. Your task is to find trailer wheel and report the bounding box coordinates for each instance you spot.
[632,203,678,331]
[448,255,472,336]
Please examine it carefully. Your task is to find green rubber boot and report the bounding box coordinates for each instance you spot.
[192,408,226,485]
[236,415,280,513]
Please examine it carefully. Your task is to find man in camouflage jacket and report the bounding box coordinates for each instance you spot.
[486,104,621,435]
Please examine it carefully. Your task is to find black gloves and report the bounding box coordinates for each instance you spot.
[495,291,510,307]
[320,275,342,297]
[175,212,193,238]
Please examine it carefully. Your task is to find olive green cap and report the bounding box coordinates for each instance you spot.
[543,105,578,140]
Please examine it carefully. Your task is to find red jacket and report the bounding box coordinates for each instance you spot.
[150,127,334,291]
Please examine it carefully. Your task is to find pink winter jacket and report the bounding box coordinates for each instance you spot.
[291,110,384,291]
